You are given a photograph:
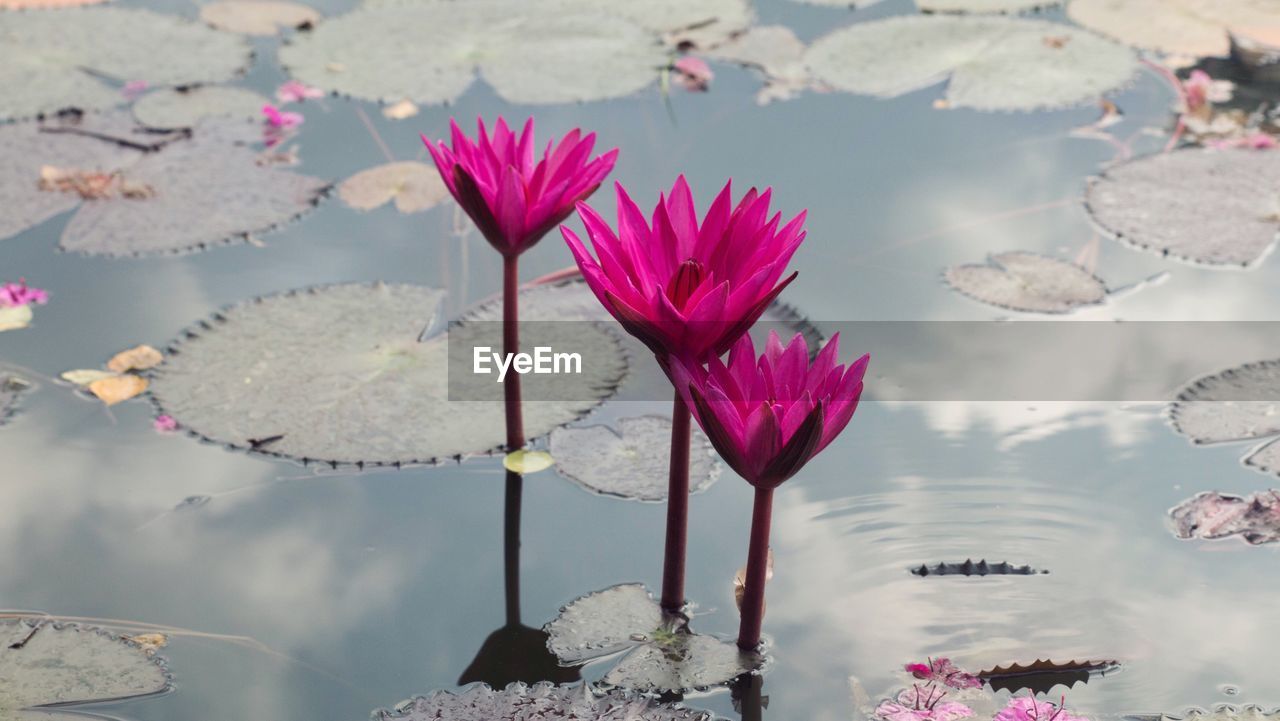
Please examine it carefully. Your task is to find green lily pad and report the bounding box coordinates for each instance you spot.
[805,15,1136,111]
[0,619,170,721]
[0,8,251,122]
[132,86,271,130]
[372,682,720,721]
[550,416,720,502]
[944,251,1109,313]
[149,281,628,467]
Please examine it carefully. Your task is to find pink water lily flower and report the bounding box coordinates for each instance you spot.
[262,104,304,129]
[423,116,618,257]
[876,686,974,721]
[276,80,323,104]
[1182,69,1232,113]
[673,56,713,92]
[670,331,868,489]
[995,696,1089,721]
[905,658,983,690]
[564,176,804,362]
[0,278,49,307]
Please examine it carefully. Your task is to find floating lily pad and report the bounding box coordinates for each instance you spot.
[1169,360,1280,475]
[980,659,1119,695]
[150,281,627,467]
[0,370,31,428]
[911,559,1047,577]
[200,0,321,36]
[805,15,1136,111]
[1169,489,1280,545]
[544,584,760,693]
[338,161,450,214]
[0,619,170,721]
[280,0,685,105]
[0,8,251,122]
[944,252,1108,313]
[132,86,270,130]
[1068,0,1280,57]
[706,26,812,104]
[549,416,720,502]
[1086,148,1280,268]
[372,682,718,721]
[789,0,1056,8]
[1138,707,1280,721]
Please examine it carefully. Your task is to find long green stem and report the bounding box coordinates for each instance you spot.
[737,486,773,650]
[660,393,691,613]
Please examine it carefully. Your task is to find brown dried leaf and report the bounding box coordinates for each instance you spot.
[88,374,148,405]
[107,344,164,373]
[125,633,168,655]
[381,99,419,120]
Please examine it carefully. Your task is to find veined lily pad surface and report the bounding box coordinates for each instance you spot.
[132,86,272,130]
[1170,360,1280,475]
[372,682,720,721]
[550,416,720,502]
[944,252,1109,313]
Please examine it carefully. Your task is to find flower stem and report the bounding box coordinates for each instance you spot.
[737,486,773,650]
[660,393,691,613]
[502,254,525,452]
[503,468,522,627]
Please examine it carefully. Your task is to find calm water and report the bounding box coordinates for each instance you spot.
[3,0,1280,719]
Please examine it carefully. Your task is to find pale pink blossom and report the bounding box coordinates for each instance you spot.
[904,658,982,689]
[122,80,148,101]
[1182,70,1232,113]
[876,686,974,721]
[673,56,713,92]
[995,696,1089,721]
[153,415,179,432]
[1207,132,1279,150]
[275,80,323,104]
[262,104,304,129]
[0,279,49,307]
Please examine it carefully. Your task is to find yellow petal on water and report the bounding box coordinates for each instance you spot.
[503,450,554,474]
[88,374,149,405]
[126,633,168,654]
[61,369,120,386]
[382,99,419,120]
[733,547,774,611]
[107,344,164,373]
[0,304,33,332]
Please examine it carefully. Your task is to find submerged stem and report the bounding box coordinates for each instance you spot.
[737,486,774,650]
[503,469,522,627]
[502,254,525,452]
[660,393,692,613]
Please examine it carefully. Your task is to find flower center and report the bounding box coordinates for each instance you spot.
[664,258,706,310]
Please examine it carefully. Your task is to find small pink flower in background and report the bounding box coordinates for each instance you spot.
[995,696,1089,721]
[904,658,983,690]
[876,686,974,721]
[1182,69,1232,113]
[0,279,49,307]
[153,415,179,432]
[1206,132,1279,150]
[673,56,713,92]
[122,80,148,101]
[262,104,304,129]
[275,80,323,104]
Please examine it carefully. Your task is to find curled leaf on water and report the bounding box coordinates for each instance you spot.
[944,252,1110,314]
[733,548,772,612]
[0,619,170,721]
[503,450,554,474]
[107,345,164,373]
[124,633,168,655]
[544,584,762,693]
[1169,490,1280,545]
[200,0,321,36]
[371,682,722,720]
[88,375,149,406]
[911,560,1046,577]
[980,660,1120,696]
[338,162,450,214]
[549,416,720,502]
[1168,360,1280,475]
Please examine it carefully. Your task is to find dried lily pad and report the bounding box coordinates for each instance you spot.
[1068,0,1280,57]
[338,161,450,214]
[150,281,627,467]
[0,8,251,122]
[0,619,170,721]
[1169,360,1280,476]
[544,584,760,693]
[59,121,329,256]
[911,559,1046,577]
[279,0,675,105]
[805,15,1136,111]
[706,26,812,104]
[132,86,270,130]
[944,252,1108,313]
[1169,490,1280,545]
[200,0,321,36]
[0,370,31,428]
[372,682,718,721]
[549,416,720,502]
[1085,148,1280,268]
[980,659,1119,695]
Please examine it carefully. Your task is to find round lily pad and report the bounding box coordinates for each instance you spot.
[372,682,719,721]
[550,416,720,502]
[1068,0,1280,57]
[338,161,450,214]
[0,619,170,721]
[706,25,812,105]
[0,8,251,122]
[1085,148,1280,268]
[279,0,674,105]
[132,86,271,130]
[200,0,321,36]
[805,15,1137,111]
[544,584,761,693]
[790,0,1056,9]
[944,251,1108,313]
[1169,359,1280,477]
[150,281,627,467]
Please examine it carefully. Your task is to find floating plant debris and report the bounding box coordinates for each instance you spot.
[995,695,1091,721]
[875,685,975,721]
[706,26,812,105]
[911,560,1046,577]
[280,0,751,106]
[149,281,627,467]
[0,370,31,428]
[132,86,271,130]
[544,583,760,693]
[0,8,250,122]
[199,0,321,36]
[905,658,982,690]
[371,682,719,721]
[1085,148,1280,268]
[944,252,1109,314]
[1169,360,1280,475]
[0,619,170,721]
[1169,490,1280,545]
[502,450,554,474]
[981,660,1119,696]
[549,416,720,502]
[804,16,1136,111]
[1067,0,1280,57]
[338,161,451,214]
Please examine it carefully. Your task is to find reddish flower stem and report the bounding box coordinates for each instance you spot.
[503,469,522,627]
[502,254,525,452]
[737,486,773,650]
[660,393,691,613]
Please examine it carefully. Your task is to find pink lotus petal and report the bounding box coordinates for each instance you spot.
[0,278,49,307]
[674,56,714,92]
[275,80,324,104]
[262,104,304,129]
[153,415,179,432]
[122,80,148,101]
